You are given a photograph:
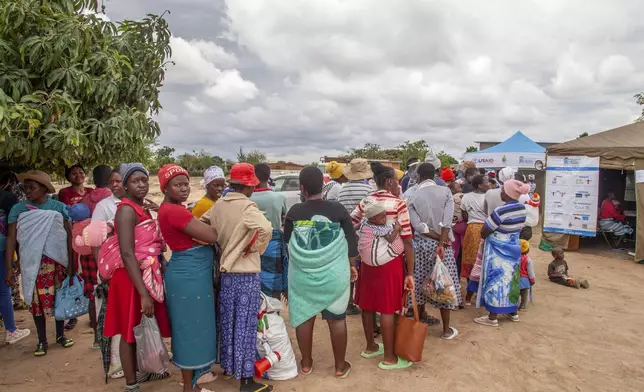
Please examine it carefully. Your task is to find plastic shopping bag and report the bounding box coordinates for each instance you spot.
[133,316,170,374]
[256,293,298,380]
[422,256,459,307]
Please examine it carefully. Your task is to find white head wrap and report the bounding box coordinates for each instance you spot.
[364,201,387,219]
[424,148,441,170]
[498,166,515,183]
[203,166,225,187]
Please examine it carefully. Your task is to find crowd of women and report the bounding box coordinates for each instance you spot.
[0,151,538,392]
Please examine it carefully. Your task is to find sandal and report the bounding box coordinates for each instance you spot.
[56,336,74,348]
[335,361,352,379]
[361,343,384,359]
[441,327,459,340]
[240,379,274,391]
[136,371,171,383]
[420,315,441,325]
[378,357,413,371]
[34,342,47,356]
[300,360,313,375]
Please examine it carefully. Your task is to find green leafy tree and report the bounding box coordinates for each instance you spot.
[465,145,478,153]
[245,150,267,165]
[396,140,428,169]
[577,132,589,138]
[152,145,175,169]
[636,92,644,121]
[0,0,172,172]
[437,151,458,168]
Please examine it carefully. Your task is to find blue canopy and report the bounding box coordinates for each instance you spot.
[478,131,545,153]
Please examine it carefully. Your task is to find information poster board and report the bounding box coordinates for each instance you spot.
[543,155,600,237]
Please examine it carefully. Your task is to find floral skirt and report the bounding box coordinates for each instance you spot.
[412,236,462,310]
[461,223,483,279]
[31,256,66,317]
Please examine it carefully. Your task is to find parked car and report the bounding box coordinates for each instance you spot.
[272,174,301,211]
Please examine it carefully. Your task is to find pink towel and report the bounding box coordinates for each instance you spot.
[98,219,165,302]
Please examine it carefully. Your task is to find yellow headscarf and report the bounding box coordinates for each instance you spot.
[520,239,530,254]
[325,161,345,180]
[395,169,404,181]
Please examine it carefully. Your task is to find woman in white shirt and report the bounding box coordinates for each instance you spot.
[92,169,125,224]
[460,174,490,284]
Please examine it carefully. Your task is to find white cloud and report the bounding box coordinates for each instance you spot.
[183,96,209,114]
[203,70,259,104]
[107,0,644,162]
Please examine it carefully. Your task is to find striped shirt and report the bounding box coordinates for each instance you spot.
[337,181,374,214]
[484,200,526,234]
[322,180,342,201]
[351,190,413,239]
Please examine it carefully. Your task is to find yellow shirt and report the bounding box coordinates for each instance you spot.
[192,195,215,218]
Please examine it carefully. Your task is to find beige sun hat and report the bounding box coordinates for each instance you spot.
[17,170,56,194]
[342,158,373,181]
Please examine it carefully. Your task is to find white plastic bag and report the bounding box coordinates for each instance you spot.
[256,294,298,380]
[423,256,459,307]
[133,316,170,374]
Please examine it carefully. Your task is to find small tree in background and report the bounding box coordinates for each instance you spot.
[0,0,172,173]
[465,145,478,152]
[636,92,644,121]
[437,151,458,168]
[577,132,589,138]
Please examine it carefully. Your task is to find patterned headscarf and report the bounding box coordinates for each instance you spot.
[119,163,148,185]
[204,166,225,187]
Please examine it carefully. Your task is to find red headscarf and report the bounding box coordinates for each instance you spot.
[441,167,455,182]
[158,164,189,191]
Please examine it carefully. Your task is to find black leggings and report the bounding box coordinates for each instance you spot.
[33,315,65,344]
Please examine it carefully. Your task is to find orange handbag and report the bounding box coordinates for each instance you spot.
[394,290,428,362]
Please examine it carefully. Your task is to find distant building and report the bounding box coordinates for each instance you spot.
[268,161,305,172]
[321,156,401,170]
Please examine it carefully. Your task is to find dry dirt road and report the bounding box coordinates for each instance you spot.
[2,179,643,391]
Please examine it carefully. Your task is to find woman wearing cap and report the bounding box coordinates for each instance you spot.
[103,163,171,392]
[58,164,93,206]
[337,158,375,315]
[157,164,219,392]
[351,163,416,366]
[4,170,74,355]
[200,163,274,392]
[192,166,226,219]
[322,161,347,201]
[474,180,529,327]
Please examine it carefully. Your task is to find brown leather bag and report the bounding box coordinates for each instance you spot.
[394,290,428,362]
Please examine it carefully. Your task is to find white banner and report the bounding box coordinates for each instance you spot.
[462,152,545,169]
[543,155,600,237]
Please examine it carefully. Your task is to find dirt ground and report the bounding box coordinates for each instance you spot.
[2,180,644,391]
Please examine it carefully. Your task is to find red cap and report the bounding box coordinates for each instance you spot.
[158,164,189,191]
[229,163,259,187]
[441,167,455,182]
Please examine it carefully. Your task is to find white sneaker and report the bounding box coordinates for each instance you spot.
[6,328,31,345]
[510,314,520,322]
[474,316,499,327]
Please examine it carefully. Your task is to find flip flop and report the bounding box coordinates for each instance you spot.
[441,327,459,340]
[378,357,413,371]
[360,343,384,358]
[335,361,352,379]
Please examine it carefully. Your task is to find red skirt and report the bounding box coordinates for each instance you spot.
[79,253,98,300]
[103,268,171,343]
[355,255,404,314]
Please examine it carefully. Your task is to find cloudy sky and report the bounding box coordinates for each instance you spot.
[104,0,644,163]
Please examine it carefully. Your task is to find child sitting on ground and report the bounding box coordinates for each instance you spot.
[548,248,589,289]
[519,240,536,311]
